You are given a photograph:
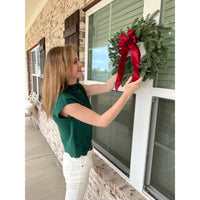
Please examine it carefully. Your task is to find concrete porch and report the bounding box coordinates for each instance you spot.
[25,117,66,200]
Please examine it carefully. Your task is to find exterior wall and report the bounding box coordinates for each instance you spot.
[25,0,147,199]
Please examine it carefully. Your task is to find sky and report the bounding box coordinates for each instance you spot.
[92,46,110,71]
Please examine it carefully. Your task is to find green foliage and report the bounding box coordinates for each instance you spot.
[108,10,172,86]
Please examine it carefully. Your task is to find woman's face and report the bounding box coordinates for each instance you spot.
[70,51,84,82]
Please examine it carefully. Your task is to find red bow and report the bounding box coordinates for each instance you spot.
[115,30,141,92]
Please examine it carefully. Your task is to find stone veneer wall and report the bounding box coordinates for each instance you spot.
[25,0,147,199]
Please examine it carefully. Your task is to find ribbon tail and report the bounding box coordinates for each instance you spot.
[130,46,141,82]
[115,51,128,92]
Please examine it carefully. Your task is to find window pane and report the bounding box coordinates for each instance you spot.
[88,4,111,82]
[32,76,37,94]
[36,47,41,75]
[149,98,175,199]
[91,91,136,173]
[88,46,112,82]
[88,0,144,82]
[31,47,41,75]
[38,77,43,101]
[154,0,175,89]
[31,51,37,74]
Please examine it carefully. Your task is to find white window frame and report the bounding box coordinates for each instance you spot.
[85,0,175,199]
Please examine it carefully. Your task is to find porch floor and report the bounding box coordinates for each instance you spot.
[25,117,66,200]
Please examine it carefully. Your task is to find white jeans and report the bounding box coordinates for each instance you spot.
[62,149,93,200]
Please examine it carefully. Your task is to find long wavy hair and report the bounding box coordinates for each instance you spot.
[42,45,74,118]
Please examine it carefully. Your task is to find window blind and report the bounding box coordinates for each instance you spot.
[145,97,175,200]
[111,0,143,36]
[38,77,43,101]
[89,4,110,49]
[32,76,37,94]
[31,47,41,75]
[151,98,175,199]
[154,0,175,89]
[31,51,37,74]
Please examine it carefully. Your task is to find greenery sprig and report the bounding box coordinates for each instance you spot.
[108,10,172,85]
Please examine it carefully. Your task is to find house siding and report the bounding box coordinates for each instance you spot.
[25,0,147,199]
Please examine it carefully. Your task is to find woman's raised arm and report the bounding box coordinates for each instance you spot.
[60,76,143,127]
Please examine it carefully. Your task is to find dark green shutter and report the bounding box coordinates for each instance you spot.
[63,10,79,55]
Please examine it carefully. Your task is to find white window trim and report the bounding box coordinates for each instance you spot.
[85,0,175,199]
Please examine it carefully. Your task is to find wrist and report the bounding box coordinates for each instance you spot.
[105,82,114,93]
[106,74,117,92]
[122,91,131,101]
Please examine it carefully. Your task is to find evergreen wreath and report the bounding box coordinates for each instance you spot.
[108,10,171,87]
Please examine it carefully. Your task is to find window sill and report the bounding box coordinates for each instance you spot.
[91,151,147,200]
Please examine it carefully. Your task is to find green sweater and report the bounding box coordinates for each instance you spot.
[52,83,93,158]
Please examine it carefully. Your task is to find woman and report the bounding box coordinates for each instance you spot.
[42,45,143,200]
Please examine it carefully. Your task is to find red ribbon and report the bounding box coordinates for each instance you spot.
[115,30,141,92]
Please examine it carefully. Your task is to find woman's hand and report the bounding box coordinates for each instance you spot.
[105,74,117,92]
[123,76,143,98]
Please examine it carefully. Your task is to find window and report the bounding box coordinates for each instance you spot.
[85,0,175,199]
[144,1,175,199]
[145,98,175,200]
[31,45,43,101]
[91,91,136,176]
[87,0,144,175]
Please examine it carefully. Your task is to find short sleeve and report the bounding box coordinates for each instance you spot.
[52,92,78,118]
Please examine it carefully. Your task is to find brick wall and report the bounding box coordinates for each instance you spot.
[25,0,147,199]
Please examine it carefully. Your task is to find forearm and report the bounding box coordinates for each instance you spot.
[84,83,107,96]
[99,93,130,127]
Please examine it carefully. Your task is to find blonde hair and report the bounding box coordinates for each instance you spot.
[42,45,74,118]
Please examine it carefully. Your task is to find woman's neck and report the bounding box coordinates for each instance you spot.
[68,78,77,85]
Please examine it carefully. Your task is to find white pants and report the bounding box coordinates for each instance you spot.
[62,149,93,200]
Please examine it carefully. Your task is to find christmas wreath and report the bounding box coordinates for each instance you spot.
[108,10,171,91]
